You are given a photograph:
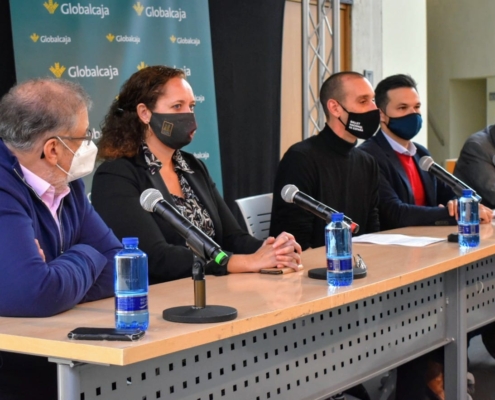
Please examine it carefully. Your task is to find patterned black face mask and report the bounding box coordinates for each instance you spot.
[337,102,380,140]
[149,112,197,150]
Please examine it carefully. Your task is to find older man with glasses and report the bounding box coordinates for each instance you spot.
[0,78,121,399]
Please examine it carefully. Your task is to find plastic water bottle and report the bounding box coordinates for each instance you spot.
[114,237,149,330]
[326,213,353,286]
[458,189,480,248]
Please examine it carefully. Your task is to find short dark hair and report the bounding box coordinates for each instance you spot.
[319,71,364,118]
[375,74,418,111]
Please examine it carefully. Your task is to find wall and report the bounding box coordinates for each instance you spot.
[487,77,495,126]
[382,0,427,147]
[428,0,495,162]
[280,1,303,157]
[351,0,383,86]
[450,79,486,158]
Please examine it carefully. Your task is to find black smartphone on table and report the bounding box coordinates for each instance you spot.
[67,327,145,341]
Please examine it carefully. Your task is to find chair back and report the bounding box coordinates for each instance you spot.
[235,193,273,240]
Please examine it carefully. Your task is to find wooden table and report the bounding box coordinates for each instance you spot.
[1,225,494,399]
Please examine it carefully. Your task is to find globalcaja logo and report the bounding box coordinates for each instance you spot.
[137,61,148,70]
[44,1,110,18]
[89,127,101,140]
[174,65,191,76]
[43,0,59,14]
[68,64,119,79]
[170,35,200,46]
[49,62,119,79]
[133,1,144,16]
[49,62,66,78]
[195,95,205,103]
[134,3,186,21]
[194,152,210,160]
[32,33,71,44]
[107,33,141,44]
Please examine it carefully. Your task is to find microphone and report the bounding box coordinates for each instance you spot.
[140,188,229,266]
[418,156,481,201]
[281,184,360,234]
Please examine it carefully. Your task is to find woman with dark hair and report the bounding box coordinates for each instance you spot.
[92,66,302,284]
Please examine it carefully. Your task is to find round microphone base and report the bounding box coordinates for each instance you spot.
[163,305,238,324]
[308,267,367,280]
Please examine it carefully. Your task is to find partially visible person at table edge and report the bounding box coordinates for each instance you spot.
[92,65,302,284]
[0,78,121,399]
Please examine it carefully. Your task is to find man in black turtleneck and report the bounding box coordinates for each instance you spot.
[270,71,380,250]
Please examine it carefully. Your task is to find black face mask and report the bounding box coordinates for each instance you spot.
[337,103,380,140]
[149,112,197,150]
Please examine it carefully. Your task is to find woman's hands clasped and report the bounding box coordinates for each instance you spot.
[227,232,303,273]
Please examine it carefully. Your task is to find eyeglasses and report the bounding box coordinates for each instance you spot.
[57,128,94,146]
[40,129,94,159]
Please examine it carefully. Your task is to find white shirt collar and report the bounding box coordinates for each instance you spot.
[382,130,417,156]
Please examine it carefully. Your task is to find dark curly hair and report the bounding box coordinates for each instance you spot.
[98,65,186,159]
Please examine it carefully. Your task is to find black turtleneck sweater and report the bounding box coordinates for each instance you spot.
[270,124,380,250]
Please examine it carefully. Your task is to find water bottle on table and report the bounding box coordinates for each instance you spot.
[115,237,149,330]
[458,189,480,248]
[326,213,353,286]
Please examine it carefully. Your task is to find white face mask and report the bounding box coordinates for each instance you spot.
[56,138,98,182]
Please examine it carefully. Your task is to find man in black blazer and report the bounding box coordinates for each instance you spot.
[359,74,458,231]
[455,124,495,209]
[360,74,492,400]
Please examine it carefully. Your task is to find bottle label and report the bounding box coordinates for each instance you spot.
[458,224,479,235]
[327,257,353,272]
[115,295,148,312]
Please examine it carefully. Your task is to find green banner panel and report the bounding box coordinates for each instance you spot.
[9,0,223,193]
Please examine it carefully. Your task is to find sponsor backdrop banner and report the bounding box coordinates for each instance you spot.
[9,0,223,193]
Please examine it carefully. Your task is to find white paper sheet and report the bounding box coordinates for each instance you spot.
[352,234,445,247]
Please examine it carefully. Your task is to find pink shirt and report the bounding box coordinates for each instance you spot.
[20,165,70,231]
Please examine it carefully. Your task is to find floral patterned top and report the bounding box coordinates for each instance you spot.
[142,143,215,238]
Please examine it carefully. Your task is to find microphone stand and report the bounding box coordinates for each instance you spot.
[307,215,367,281]
[163,254,238,323]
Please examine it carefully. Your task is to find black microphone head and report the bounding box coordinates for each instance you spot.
[419,156,434,171]
[281,184,299,203]
[140,188,163,212]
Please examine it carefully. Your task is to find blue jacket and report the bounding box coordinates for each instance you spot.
[0,139,121,317]
[359,131,456,230]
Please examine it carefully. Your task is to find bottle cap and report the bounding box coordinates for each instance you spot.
[331,212,344,222]
[122,237,139,246]
[462,189,473,197]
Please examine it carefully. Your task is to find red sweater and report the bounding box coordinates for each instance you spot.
[395,152,426,206]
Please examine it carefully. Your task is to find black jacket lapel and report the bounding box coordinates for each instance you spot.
[375,131,415,203]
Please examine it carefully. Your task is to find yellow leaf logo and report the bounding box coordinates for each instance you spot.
[106,33,115,42]
[133,2,144,16]
[43,0,59,14]
[170,35,177,43]
[49,62,66,78]
[30,33,40,42]
[137,61,148,71]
